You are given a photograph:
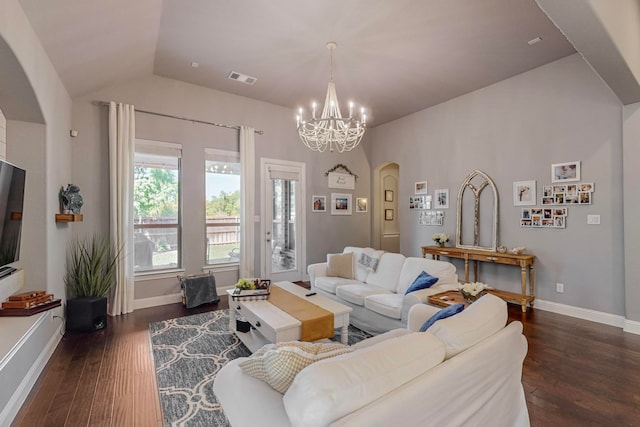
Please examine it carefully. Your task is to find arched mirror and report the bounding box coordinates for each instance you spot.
[456,170,499,251]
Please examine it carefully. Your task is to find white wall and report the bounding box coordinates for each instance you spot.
[71,75,371,300]
[370,54,624,316]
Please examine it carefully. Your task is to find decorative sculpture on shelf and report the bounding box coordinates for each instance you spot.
[59,184,84,214]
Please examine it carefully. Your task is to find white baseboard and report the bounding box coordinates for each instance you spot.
[0,317,63,426]
[134,293,182,310]
[534,299,627,329]
[623,318,640,335]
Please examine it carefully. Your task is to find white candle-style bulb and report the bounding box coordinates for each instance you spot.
[312,102,317,119]
[349,102,354,118]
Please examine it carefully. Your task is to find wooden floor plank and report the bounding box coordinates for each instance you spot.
[11,294,640,427]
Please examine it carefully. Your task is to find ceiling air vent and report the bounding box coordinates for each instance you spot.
[227,71,257,85]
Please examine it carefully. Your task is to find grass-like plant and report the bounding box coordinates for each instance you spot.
[64,235,121,298]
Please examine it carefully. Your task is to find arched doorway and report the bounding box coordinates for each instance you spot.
[372,162,399,252]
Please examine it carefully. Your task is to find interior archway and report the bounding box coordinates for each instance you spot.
[0,36,44,124]
[372,162,399,252]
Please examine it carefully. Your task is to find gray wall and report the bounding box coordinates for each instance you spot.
[0,0,72,422]
[623,102,640,322]
[72,75,370,300]
[370,54,625,315]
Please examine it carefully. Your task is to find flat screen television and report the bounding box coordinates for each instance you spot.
[0,159,25,277]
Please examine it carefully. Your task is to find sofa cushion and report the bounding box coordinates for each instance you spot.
[336,284,392,306]
[283,332,446,427]
[419,303,465,332]
[343,246,368,282]
[314,276,362,295]
[364,294,403,319]
[358,252,380,272]
[427,293,507,358]
[396,257,458,295]
[327,252,354,279]
[365,252,406,291]
[239,341,353,393]
[350,328,411,350]
[405,271,439,294]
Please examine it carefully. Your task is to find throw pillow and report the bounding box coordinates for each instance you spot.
[358,252,380,272]
[327,252,354,279]
[405,271,439,294]
[419,303,465,332]
[239,341,353,393]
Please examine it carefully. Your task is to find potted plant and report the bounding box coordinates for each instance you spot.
[64,235,121,332]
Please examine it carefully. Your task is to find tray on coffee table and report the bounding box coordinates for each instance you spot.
[428,290,466,308]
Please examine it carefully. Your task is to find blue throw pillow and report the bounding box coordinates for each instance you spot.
[419,304,465,332]
[405,271,439,295]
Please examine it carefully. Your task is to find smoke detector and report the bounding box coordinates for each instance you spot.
[227,71,257,85]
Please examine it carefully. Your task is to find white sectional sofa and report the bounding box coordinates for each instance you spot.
[307,246,461,334]
[214,294,530,427]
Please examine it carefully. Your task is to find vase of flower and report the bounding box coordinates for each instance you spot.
[459,282,490,304]
[432,233,450,248]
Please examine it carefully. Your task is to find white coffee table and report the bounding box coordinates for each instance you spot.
[227,281,352,352]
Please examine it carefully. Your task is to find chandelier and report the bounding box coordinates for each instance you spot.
[296,42,367,153]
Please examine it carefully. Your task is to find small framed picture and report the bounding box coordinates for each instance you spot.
[356,198,368,213]
[385,209,394,221]
[312,195,326,212]
[578,191,592,204]
[415,181,428,194]
[552,161,580,183]
[331,193,352,215]
[513,180,536,206]
[579,182,594,192]
[434,189,449,209]
[385,190,394,202]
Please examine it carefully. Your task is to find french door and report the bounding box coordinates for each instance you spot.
[260,159,306,282]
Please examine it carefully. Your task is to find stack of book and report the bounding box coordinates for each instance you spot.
[0,291,61,316]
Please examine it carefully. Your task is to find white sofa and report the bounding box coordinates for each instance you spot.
[214,294,530,427]
[307,246,460,334]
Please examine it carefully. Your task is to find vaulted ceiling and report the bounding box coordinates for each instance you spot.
[18,0,631,126]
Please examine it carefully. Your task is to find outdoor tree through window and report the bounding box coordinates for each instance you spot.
[134,142,182,273]
[205,149,240,265]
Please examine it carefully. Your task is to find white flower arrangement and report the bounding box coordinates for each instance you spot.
[432,233,450,244]
[460,282,490,296]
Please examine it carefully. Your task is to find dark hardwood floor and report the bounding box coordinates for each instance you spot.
[12,295,640,426]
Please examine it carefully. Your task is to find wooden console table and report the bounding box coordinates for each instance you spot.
[422,245,535,312]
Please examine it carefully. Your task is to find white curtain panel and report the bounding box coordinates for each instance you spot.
[108,102,135,316]
[239,126,255,278]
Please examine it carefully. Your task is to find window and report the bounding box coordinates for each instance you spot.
[205,149,241,265]
[134,140,182,273]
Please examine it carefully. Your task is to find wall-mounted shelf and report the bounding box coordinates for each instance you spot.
[55,214,83,222]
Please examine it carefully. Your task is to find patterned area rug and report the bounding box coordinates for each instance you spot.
[149,309,372,427]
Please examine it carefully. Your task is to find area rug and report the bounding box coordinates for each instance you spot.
[149,309,372,427]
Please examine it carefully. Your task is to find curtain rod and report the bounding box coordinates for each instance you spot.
[92,100,264,135]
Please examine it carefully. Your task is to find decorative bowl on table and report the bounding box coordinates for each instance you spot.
[231,278,271,301]
[459,282,490,304]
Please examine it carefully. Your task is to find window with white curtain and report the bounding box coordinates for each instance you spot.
[205,148,241,265]
[133,139,182,273]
